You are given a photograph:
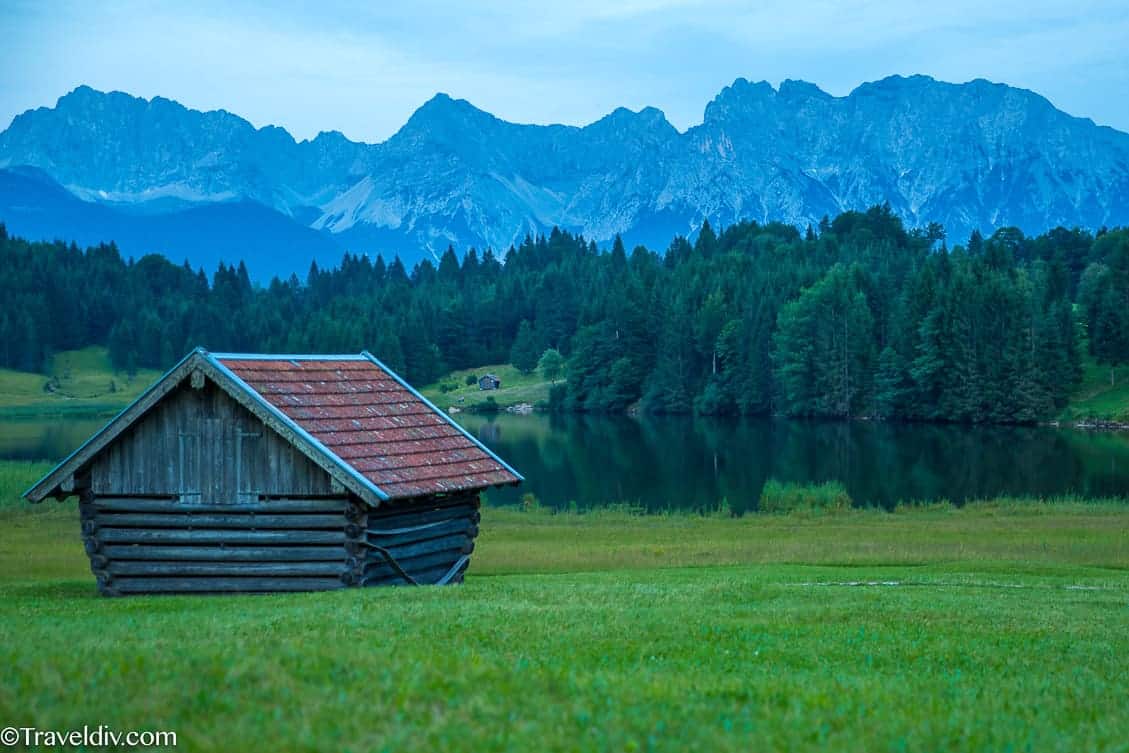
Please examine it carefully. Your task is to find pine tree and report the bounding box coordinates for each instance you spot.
[773,265,874,417]
[510,320,541,374]
[437,245,460,283]
[644,296,696,413]
[1080,262,1129,385]
[695,219,718,257]
[874,346,907,418]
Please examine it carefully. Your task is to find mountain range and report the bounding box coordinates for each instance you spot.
[2,76,1129,279]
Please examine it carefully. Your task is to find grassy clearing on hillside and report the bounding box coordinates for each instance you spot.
[0,346,160,417]
[1,457,1128,752]
[1063,351,1129,423]
[420,363,555,411]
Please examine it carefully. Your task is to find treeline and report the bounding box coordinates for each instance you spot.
[1,207,1127,423]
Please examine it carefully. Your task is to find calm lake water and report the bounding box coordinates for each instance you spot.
[4,413,1129,510]
[457,414,1129,511]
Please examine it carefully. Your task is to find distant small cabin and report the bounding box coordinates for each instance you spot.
[24,349,522,596]
[478,374,501,391]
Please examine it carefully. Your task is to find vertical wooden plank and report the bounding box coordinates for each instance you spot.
[171,395,182,493]
[163,397,174,492]
[200,415,210,504]
[198,414,209,503]
[127,424,137,495]
[133,419,146,494]
[213,418,224,503]
[193,390,203,502]
[179,388,191,503]
[294,444,307,495]
[204,417,214,504]
[267,427,280,495]
[151,396,165,493]
[91,454,105,494]
[110,435,123,495]
[302,445,315,494]
[178,432,185,500]
[136,423,145,494]
[278,439,291,496]
[236,412,262,503]
[242,416,254,501]
[186,388,201,505]
[119,436,127,494]
[277,428,289,494]
[279,439,292,495]
[114,429,124,495]
[215,396,227,503]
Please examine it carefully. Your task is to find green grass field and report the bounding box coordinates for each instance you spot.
[0,347,160,417]
[420,363,555,412]
[1,460,1127,752]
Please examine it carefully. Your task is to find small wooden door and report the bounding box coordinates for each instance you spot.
[178,420,261,504]
[177,430,201,504]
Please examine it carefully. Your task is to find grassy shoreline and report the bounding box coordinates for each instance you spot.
[1,499,1128,752]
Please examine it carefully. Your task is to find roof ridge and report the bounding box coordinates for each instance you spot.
[211,352,369,361]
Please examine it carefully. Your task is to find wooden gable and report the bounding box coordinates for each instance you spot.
[89,380,337,503]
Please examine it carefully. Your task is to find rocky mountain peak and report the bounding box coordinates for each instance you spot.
[702,77,778,123]
[777,79,831,101]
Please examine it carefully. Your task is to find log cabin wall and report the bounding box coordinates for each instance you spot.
[80,489,482,595]
[82,380,358,594]
[80,490,357,595]
[346,491,481,587]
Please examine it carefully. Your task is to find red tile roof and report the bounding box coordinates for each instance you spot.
[216,355,520,500]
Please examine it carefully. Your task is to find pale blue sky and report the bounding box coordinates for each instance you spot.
[3,0,1128,142]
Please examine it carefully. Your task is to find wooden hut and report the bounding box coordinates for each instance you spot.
[478,373,501,391]
[23,349,522,596]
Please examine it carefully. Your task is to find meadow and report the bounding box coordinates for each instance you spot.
[1,460,1128,752]
[420,363,555,412]
[1061,358,1129,424]
[0,347,159,417]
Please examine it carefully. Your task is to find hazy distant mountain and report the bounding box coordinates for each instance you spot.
[0,166,344,279]
[3,76,1129,275]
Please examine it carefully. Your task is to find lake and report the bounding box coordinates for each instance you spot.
[456,414,1129,511]
[4,413,1128,511]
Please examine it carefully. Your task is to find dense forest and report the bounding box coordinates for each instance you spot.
[2,206,1127,423]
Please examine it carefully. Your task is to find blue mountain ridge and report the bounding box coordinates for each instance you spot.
[0,167,344,280]
[3,75,1129,277]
